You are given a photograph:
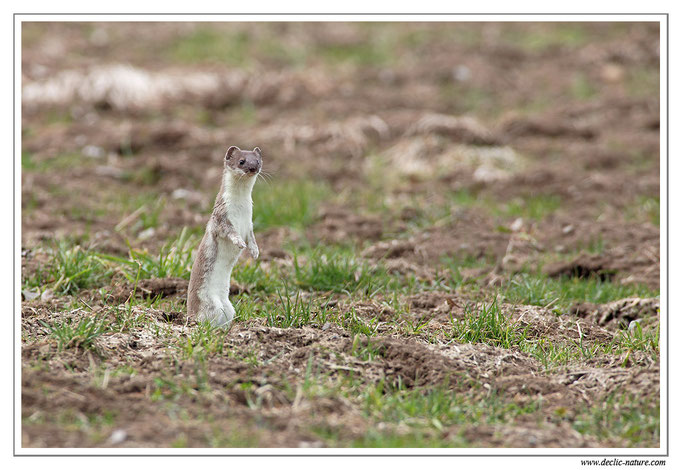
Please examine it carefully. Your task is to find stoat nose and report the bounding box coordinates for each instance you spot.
[239,157,260,174]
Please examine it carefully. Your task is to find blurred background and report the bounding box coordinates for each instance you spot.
[21,22,660,262]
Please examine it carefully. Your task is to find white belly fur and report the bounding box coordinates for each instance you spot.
[199,191,253,327]
[200,238,240,326]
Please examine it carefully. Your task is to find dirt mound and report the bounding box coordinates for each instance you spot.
[311,205,388,244]
[21,366,305,448]
[570,297,660,330]
[543,254,617,281]
[462,422,599,447]
[435,341,542,377]
[499,114,597,140]
[560,366,659,400]
[508,304,615,345]
[382,136,524,182]
[104,277,187,303]
[104,277,254,304]
[260,114,390,158]
[409,114,501,145]
[136,277,189,297]
[355,337,473,388]
[362,212,511,264]
[408,291,460,312]
[22,64,333,112]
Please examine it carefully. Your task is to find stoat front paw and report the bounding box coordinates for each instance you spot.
[230,235,247,250]
[248,244,259,259]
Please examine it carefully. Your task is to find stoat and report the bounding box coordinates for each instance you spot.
[187,146,262,328]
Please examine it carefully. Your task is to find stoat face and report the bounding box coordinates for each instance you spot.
[224,146,262,177]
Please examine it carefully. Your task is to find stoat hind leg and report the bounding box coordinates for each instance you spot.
[217,299,235,327]
[198,299,234,328]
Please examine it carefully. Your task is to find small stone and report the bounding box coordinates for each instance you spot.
[321,322,332,331]
[40,289,54,302]
[628,319,642,332]
[452,65,471,82]
[82,145,105,158]
[509,218,524,232]
[137,227,155,241]
[600,63,624,82]
[22,289,40,301]
[95,166,125,179]
[562,224,575,234]
[298,440,323,448]
[171,188,203,203]
[473,165,508,183]
[171,188,192,200]
[108,429,127,445]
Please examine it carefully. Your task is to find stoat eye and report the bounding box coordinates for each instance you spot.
[239,159,245,165]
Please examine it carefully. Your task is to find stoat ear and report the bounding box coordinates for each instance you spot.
[225,146,241,160]
[253,147,262,156]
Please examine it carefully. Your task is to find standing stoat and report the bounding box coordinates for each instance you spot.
[187,146,262,328]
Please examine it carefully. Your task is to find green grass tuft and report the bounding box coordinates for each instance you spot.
[180,321,230,360]
[254,282,336,328]
[342,308,380,336]
[441,254,492,291]
[232,261,280,294]
[24,241,114,295]
[358,382,540,428]
[615,322,660,365]
[503,273,658,311]
[101,228,197,281]
[450,300,527,348]
[266,284,316,328]
[499,194,562,220]
[350,335,383,360]
[309,378,540,447]
[253,180,330,231]
[501,24,590,52]
[625,196,660,226]
[571,392,659,447]
[292,249,387,295]
[318,41,391,66]
[21,152,86,172]
[170,28,250,66]
[41,314,109,351]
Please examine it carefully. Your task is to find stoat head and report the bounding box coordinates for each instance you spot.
[224,146,262,178]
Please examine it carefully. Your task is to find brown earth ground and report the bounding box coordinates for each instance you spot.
[21,22,661,449]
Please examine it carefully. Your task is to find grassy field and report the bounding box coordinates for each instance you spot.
[21,21,660,449]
